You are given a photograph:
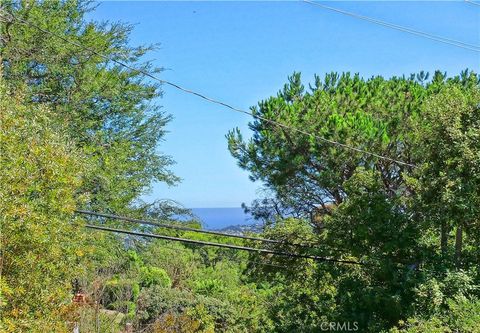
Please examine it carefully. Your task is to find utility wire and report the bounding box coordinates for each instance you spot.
[303,0,480,52]
[138,238,291,270]
[77,210,364,258]
[465,0,480,7]
[0,10,415,167]
[85,224,366,265]
[75,210,316,248]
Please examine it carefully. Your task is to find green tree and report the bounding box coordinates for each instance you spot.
[228,71,480,331]
[227,72,427,220]
[411,84,480,269]
[1,1,184,329]
[1,0,178,213]
[0,82,87,332]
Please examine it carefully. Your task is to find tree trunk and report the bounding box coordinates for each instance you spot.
[455,224,463,268]
[441,221,448,255]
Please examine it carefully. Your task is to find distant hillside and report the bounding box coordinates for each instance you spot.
[218,222,264,235]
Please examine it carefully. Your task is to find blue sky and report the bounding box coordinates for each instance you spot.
[88,1,479,208]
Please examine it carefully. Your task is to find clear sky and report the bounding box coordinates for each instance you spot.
[88,1,480,208]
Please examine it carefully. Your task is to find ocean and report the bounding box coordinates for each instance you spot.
[190,207,257,230]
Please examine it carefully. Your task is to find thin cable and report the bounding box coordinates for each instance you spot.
[140,239,290,269]
[0,10,415,167]
[303,0,480,52]
[85,224,366,265]
[76,209,314,248]
[465,0,480,7]
[80,210,410,268]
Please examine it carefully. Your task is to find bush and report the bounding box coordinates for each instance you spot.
[140,266,172,289]
[391,296,480,333]
[135,286,232,331]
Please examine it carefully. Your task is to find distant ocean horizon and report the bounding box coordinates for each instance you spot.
[189,207,257,230]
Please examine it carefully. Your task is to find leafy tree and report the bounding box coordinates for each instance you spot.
[227,71,477,219]
[1,2,188,330]
[410,84,480,268]
[254,264,337,333]
[228,71,480,331]
[1,0,178,213]
[227,72,427,219]
[0,81,87,332]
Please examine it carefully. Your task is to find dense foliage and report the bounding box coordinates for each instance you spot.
[228,72,480,331]
[1,0,178,214]
[0,82,87,332]
[1,1,480,332]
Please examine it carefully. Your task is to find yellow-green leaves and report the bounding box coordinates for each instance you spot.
[0,82,87,332]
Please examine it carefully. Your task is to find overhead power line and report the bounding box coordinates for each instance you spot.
[0,10,415,167]
[138,238,291,269]
[76,209,313,247]
[85,224,365,265]
[465,0,480,7]
[303,0,480,52]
